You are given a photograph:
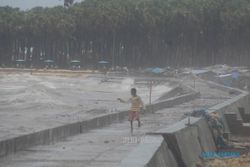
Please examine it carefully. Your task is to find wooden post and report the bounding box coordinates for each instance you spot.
[149,80,153,104]
[194,77,196,88]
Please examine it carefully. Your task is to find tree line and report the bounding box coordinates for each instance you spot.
[0,0,250,69]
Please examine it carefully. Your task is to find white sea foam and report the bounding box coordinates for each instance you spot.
[39,82,56,89]
[119,78,134,91]
[0,74,171,110]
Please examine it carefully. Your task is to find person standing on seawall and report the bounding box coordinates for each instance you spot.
[118,88,144,132]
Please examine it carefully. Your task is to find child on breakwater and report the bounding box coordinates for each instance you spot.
[118,88,144,132]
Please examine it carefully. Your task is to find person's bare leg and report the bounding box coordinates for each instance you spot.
[130,121,133,132]
[138,119,141,127]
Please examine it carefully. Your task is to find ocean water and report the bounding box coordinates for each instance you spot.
[0,74,171,112]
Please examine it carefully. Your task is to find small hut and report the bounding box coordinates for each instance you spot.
[44,59,55,69]
[70,60,81,70]
[15,59,26,68]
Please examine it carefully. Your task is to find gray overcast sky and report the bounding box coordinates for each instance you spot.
[0,0,82,10]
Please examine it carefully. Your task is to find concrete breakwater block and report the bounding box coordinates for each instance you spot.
[152,117,215,167]
[238,107,250,123]
[195,119,216,152]
[208,92,250,135]
[224,113,250,136]
[163,127,202,167]
[120,135,178,167]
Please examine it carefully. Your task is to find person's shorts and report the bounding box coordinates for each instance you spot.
[128,111,140,121]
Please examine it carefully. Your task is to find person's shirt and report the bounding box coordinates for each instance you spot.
[120,96,143,112]
[121,96,144,112]
[130,96,144,112]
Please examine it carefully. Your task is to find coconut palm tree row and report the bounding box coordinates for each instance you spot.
[0,0,250,68]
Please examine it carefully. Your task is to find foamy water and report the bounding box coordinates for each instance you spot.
[0,74,171,111]
[119,78,135,91]
[39,82,56,89]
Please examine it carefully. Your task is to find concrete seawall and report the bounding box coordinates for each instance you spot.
[0,86,199,158]
[120,135,178,167]
[120,82,250,167]
[147,92,200,112]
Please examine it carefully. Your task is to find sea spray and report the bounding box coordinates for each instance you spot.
[120,78,134,91]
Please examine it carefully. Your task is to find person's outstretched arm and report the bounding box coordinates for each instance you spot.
[117,98,131,104]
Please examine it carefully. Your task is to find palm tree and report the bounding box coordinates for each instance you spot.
[1,0,250,68]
